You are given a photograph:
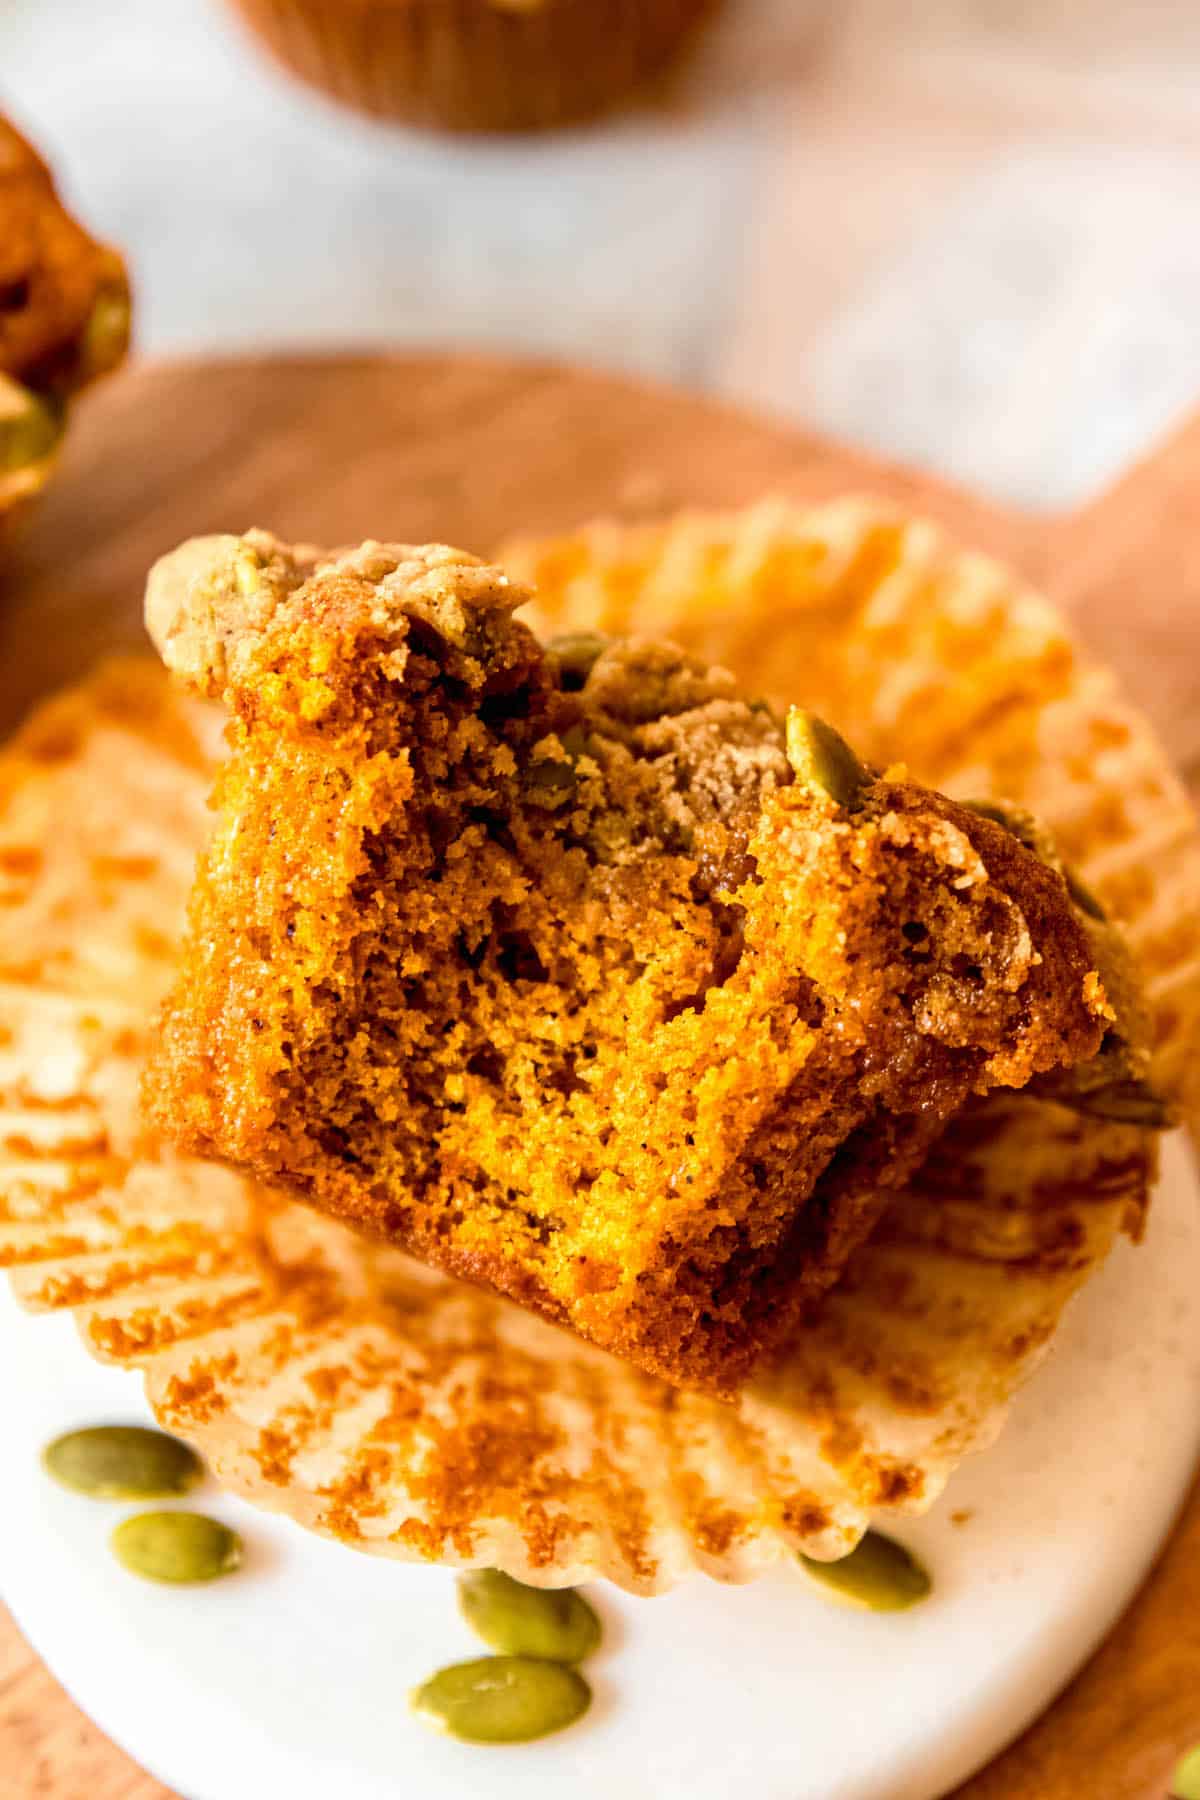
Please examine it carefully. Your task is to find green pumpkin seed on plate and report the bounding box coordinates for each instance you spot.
[458,1569,601,1663]
[799,1530,931,1612]
[110,1510,242,1584]
[43,1425,203,1500]
[412,1655,591,1744]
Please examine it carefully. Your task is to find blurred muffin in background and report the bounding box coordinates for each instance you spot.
[1,116,131,542]
[226,0,721,133]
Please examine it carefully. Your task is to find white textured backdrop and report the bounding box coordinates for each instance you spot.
[5,0,1200,508]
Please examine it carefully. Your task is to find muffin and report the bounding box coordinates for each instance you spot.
[1,497,1190,1590]
[0,115,131,538]
[226,0,720,133]
[139,530,1117,1394]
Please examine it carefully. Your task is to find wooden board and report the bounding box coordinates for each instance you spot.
[2,351,1198,1800]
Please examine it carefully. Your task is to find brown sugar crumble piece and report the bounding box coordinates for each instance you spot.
[141,531,1111,1395]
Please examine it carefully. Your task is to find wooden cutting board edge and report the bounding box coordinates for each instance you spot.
[1,349,1198,1800]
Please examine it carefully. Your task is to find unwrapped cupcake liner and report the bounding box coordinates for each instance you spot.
[1,497,1193,1594]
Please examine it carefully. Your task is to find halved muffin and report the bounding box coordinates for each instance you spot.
[140,531,1112,1394]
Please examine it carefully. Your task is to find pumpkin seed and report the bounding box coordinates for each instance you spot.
[523,724,589,808]
[0,374,61,475]
[546,631,608,691]
[749,697,782,727]
[43,1425,203,1500]
[1036,1029,1175,1129]
[786,710,870,810]
[963,796,1042,848]
[1172,1745,1200,1800]
[79,286,131,384]
[458,1569,601,1663]
[799,1530,931,1612]
[1063,864,1108,922]
[965,799,1108,921]
[523,756,578,803]
[110,1510,242,1583]
[1059,1072,1174,1129]
[411,1656,591,1744]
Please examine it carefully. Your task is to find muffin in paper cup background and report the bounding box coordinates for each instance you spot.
[225,0,723,134]
[0,498,1193,1594]
[0,115,131,548]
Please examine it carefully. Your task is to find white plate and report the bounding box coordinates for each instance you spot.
[5,1134,1199,1800]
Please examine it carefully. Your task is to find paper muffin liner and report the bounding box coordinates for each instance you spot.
[1,497,1193,1594]
[226,0,719,134]
[505,496,1200,1131]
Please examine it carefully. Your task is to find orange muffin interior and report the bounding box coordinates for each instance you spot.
[141,532,1109,1393]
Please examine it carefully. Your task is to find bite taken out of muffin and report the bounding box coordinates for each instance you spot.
[138,529,1143,1396]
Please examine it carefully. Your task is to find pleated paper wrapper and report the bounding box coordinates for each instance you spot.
[1,499,1195,1595]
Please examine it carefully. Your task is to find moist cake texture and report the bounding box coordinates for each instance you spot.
[141,531,1110,1392]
